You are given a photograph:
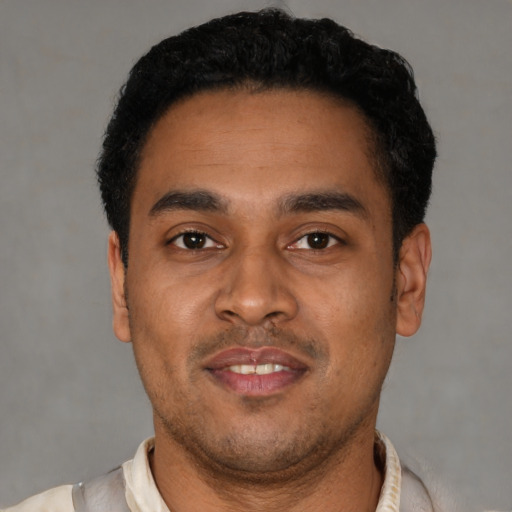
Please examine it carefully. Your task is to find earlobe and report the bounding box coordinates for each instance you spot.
[395,223,432,337]
[107,231,132,343]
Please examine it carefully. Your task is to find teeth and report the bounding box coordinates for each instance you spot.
[228,363,289,375]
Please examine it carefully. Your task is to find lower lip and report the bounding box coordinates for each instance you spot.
[208,369,304,396]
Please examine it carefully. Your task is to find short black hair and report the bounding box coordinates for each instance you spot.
[97,9,436,266]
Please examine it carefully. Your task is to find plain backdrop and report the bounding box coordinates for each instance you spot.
[1,0,511,509]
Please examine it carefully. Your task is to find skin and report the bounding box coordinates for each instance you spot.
[108,89,431,511]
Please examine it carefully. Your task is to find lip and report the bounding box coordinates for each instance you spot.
[204,347,309,396]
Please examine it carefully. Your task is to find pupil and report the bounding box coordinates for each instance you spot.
[307,233,329,249]
[183,233,205,249]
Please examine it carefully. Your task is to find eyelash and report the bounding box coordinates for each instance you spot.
[289,231,343,251]
[168,229,343,251]
[169,230,222,250]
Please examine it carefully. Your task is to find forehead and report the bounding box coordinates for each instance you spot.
[134,88,389,217]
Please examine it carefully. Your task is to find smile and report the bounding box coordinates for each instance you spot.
[226,363,291,375]
[205,347,308,396]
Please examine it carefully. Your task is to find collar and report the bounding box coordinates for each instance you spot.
[123,431,402,512]
[374,430,402,512]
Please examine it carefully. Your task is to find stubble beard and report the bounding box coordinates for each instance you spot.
[154,392,380,489]
[139,325,387,488]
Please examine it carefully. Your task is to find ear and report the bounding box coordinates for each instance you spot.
[107,231,131,343]
[395,223,432,337]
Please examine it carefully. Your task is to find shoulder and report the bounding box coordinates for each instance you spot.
[1,484,74,512]
[1,438,150,512]
[401,462,480,512]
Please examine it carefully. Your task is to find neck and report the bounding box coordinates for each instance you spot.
[150,420,384,512]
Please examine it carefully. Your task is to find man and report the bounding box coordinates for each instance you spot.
[5,8,452,512]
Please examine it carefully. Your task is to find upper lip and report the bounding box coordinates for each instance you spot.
[204,347,309,371]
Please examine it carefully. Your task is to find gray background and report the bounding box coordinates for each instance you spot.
[1,0,511,509]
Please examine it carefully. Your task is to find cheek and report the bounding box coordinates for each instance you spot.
[302,263,395,333]
[128,263,214,333]
[298,262,396,377]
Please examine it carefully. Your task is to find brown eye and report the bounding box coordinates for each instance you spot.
[183,232,206,249]
[306,232,330,249]
[289,231,340,251]
[172,231,218,250]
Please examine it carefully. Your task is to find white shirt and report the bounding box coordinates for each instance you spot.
[0,433,444,512]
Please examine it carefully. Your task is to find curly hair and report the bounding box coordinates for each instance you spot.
[97,9,436,266]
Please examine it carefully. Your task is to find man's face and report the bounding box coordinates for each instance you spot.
[109,89,427,477]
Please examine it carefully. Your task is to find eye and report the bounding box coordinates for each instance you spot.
[170,231,220,250]
[291,232,340,250]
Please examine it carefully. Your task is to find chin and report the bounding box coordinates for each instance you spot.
[161,412,356,484]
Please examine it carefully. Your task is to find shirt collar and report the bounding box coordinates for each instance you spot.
[123,432,402,512]
[123,437,169,512]
[375,430,402,512]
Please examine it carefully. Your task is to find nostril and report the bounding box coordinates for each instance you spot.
[214,264,299,325]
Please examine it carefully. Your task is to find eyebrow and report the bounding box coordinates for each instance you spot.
[149,190,227,217]
[148,189,367,219]
[279,192,368,218]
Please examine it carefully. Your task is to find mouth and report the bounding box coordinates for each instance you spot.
[204,347,309,396]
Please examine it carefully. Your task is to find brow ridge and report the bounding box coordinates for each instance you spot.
[279,191,367,217]
[149,189,367,219]
[149,190,227,217]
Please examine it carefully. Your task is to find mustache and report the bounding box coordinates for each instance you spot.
[188,325,329,366]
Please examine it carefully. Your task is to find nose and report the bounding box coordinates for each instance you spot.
[214,247,298,326]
